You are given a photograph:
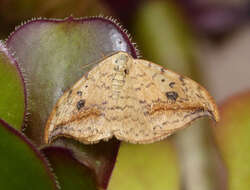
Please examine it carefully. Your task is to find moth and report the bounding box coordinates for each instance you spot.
[44,52,219,144]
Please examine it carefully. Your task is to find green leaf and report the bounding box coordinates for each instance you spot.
[42,146,98,190]
[0,42,25,130]
[52,138,120,189]
[0,119,58,189]
[108,141,180,190]
[7,16,137,189]
[213,91,250,190]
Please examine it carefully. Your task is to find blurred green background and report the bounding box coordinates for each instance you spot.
[0,0,249,189]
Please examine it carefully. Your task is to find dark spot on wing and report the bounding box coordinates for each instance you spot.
[166,91,179,101]
[102,101,107,105]
[77,99,85,110]
[161,79,165,82]
[169,82,175,88]
[179,76,185,85]
[77,91,82,96]
[124,69,129,75]
[135,87,141,91]
[139,100,146,104]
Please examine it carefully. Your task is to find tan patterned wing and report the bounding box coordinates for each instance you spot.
[44,52,132,144]
[112,58,219,143]
[44,52,219,144]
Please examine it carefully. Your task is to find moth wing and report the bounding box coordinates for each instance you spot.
[45,52,219,144]
[113,58,219,144]
[44,53,121,144]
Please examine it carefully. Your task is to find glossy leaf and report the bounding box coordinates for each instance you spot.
[7,16,137,189]
[0,119,58,189]
[0,42,25,130]
[108,141,180,190]
[52,138,120,189]
[213,91,250,190]
[42,146,98,190]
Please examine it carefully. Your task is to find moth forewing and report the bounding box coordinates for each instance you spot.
[44,51,219,144]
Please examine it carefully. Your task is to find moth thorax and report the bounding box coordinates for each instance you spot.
[111,54,128,99]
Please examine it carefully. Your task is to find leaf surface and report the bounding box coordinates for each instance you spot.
[213,91,250,190]
[42,146,98,190]
[0,119,58,190]
[0,42,25,130]
[7,16,137,189]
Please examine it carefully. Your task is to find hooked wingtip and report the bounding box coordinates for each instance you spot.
[206,99,220,123]
[207,108,220,123]
[214,107,220,123]
[201,87,220,123]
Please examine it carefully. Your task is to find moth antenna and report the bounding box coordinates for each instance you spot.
[81,51,107,70]
[80,61,97,70]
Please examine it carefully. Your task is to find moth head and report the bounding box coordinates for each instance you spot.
[113,52,129,74]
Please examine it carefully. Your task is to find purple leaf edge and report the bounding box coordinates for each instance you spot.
[6,16,139,133]
[41,146,98,187]
[5,16,139,189]
[6,16,138,59]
